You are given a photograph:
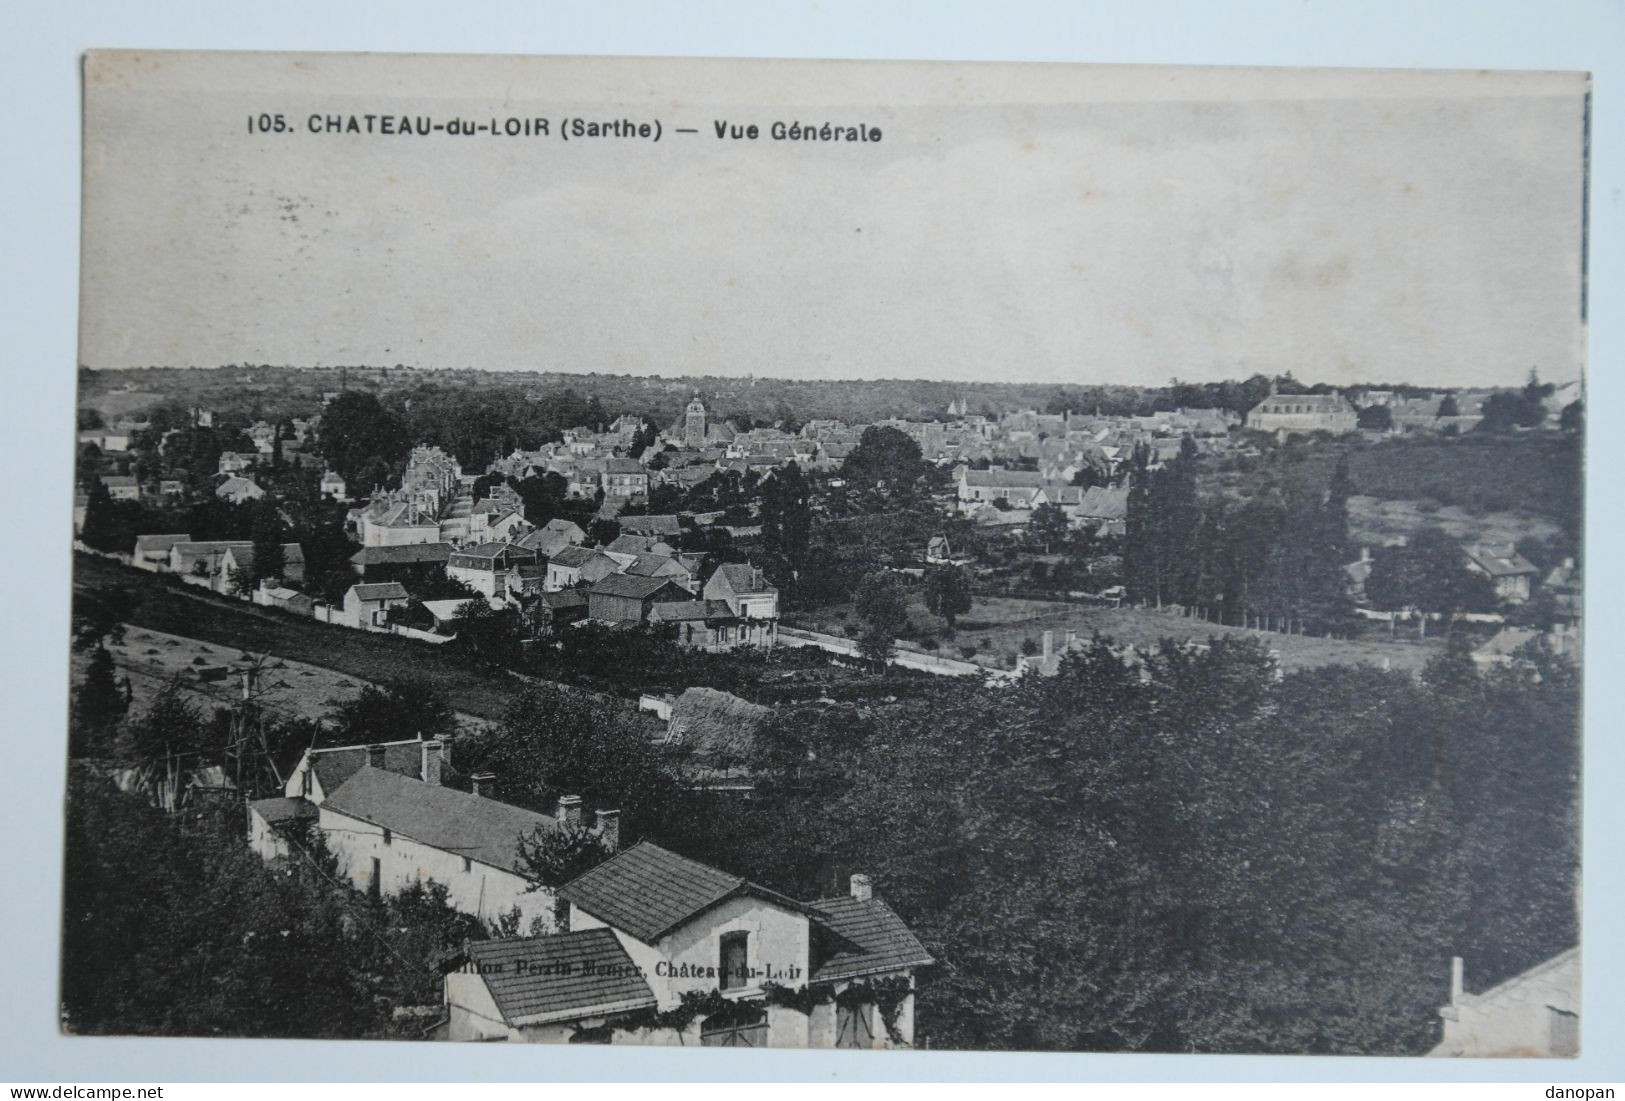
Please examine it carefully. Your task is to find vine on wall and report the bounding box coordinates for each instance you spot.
[569,977,913,1045]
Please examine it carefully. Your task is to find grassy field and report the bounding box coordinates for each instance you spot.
[787,593,1445,675]
[1348,495,1562,549]
[73,624,379,726]
[73,553,527,722]
[1205,433,1581,535]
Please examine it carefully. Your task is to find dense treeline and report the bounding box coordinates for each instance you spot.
[62,772,484,1037]
[64,619,1577,1051]
[82,366,1446,458]
[681,636,1579,1053]
[1208,433,1583,540]
[1124,453,1354,632]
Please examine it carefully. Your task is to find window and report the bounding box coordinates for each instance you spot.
[719,931,749,991]
[369,857,381,898]
[382,828,392,846]
[463,856,473,873]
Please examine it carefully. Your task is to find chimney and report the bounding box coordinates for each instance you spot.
[1562,556,1575,570]
[1042,630,1054,663]
[471,772,496,798]
[422,739,444,786]
[594,809,621,852]
[1359,546,1371,563]
[1065,630,1077,649]
[850,873,873,902]
[557,794,583,829]
[366,743,386,770]
[1449,956,1464,1005]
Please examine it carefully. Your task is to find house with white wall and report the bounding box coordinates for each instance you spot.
[1430,948,1579,1057]
[443,842,932,1047]
[251,738,613,932]
[343,581,410,627]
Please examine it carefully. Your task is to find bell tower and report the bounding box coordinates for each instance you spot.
[684,395,707,445]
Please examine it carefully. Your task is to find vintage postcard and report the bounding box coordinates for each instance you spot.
[68,50,1585,1055]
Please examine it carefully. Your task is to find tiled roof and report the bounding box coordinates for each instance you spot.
[558,841,802,944]
[322,766,554,873]
[961,468,1045,489]
[646,600,713,622]
[350,581,409,602]
[541,589,589,610]
[1466,547,1538,578]
[134,533,191,554]
[624,553,688,579]
[248,796,318,825]
[808,896,936,982]
[618,514,682,536]
[1251,394,1355,413]
[308,739,426,794]
[711,563,775,595]
[1075,485,1129,519]
[549,545,598,569]
[349,543,454,566]
[607,534,671,556]
[590,574,682,600]
[1474,627,1541,658]
[461,929,657,1025]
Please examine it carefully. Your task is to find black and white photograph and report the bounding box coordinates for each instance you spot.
[62,49,1586,1058]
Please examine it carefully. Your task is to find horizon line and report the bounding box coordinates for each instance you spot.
[77,363,1585,392]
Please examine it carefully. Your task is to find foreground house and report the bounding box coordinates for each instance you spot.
[251,738,613,930]
[1430,948,1579,1057]
[443,842,932,1046]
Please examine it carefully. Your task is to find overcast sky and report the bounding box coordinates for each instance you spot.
[80,52,1588,388]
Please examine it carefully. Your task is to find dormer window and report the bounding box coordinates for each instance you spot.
[719,931,749,991]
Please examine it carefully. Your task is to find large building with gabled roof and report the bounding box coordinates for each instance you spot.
[443,841,932,1047]
[252,736,619,932]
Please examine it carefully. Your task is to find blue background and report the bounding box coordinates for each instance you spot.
[1,0,1620,1083]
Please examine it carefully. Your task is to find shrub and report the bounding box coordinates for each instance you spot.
[959,646,979,661]
[1020,637,1040,656]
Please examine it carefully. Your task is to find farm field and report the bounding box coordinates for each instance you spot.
[71,624,379,726]
[787,593,1447,675]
